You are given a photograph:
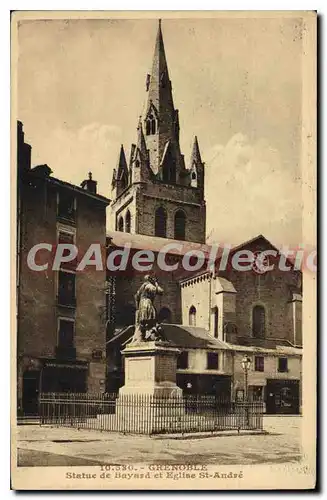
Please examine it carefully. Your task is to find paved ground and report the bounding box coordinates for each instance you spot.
[16,416,301,467]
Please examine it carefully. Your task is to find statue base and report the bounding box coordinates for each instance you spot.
[119,341,183,397]
[114,341,185,433]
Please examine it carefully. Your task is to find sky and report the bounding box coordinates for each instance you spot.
[17,16,303,247]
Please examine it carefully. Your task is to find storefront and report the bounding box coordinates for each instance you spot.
[266,379,300,414]
[176,373,232,399]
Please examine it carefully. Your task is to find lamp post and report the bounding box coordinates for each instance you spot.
[241,355,251,402]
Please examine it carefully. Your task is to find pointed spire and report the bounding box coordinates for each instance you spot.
[190,136,202,165]
[116,144,128,180]
[147,19,173,112]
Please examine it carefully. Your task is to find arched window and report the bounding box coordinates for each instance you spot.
[155,207,167,238]
[118,216,124,232]
[189,306,196,326]
[213,306,219,338]
[146,114,156,136]
[158,307,172,324]
[191,170,197,188]
[252,305,266,338]
[125,210,131,233]
[174,210,186,240]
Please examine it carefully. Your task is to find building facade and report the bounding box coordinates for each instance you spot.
[179,235,302,413]
[17,122,110,415]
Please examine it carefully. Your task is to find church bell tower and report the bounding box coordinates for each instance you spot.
[111,20,206,244]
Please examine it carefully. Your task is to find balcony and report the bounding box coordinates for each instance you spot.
[55,346,76,360]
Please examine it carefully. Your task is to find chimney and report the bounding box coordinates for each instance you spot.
[81,171,97,194]
[17,121,31,172]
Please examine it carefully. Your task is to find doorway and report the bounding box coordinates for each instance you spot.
[22,370,40,415]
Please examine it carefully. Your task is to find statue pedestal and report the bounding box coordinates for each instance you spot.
[119,341,182,397]
[115,341,185,433]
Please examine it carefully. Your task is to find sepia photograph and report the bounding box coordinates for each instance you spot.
[11,10,316,490]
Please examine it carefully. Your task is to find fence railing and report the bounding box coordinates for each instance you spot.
[39,392,264,435]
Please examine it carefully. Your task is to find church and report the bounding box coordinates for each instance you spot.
[16,20,303,416]
[106,21,303,414]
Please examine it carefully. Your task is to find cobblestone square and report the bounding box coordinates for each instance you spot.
[16,416,302,467]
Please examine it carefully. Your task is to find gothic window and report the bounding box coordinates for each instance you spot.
[191,170,197,188]
[158,307,172,324]
[252,305,266,338]
[155,207,167,238]
[174,210,186,240]
[146,114,156,136]
[125,210,131,233]
[189,306,196,326]
[213,306,219,338]
[118,216,124,232]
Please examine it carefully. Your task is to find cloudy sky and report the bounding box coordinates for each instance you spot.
[17,16,303,247]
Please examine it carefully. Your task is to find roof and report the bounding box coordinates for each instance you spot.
[107,231,214,257]
[107,324,232,350]
[226,342,302,356]
[215,277,237,294]
[29,167,111,205]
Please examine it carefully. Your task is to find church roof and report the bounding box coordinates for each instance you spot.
[106,324,232,350]
[107,230,215,257]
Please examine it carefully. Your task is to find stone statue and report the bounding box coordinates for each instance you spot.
[131,275,167,344]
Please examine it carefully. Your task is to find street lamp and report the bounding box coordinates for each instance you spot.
[241,355,252,401]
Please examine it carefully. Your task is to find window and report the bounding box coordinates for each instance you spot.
[58,231,76,270]
[207,352,219,370]
[250,386,264,402]
[278,357,288,373]
[125,210,131,233]
[158,307,172,324]
[58,271,76,307]
[177,351,188,369]
[191,170,197,188]
[174,210,186,240]
[252,305,265,338]
[58,191,75,221]
[254,356,264,372]
[162,151,176,183]
[155,207,167,238]
[58,319,74,348]
[213,306,219,338]
[189,306,196,326]
[118,216,124,232]
[146,114,156,136]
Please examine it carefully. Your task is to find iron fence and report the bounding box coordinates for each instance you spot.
[39,392,264,435]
